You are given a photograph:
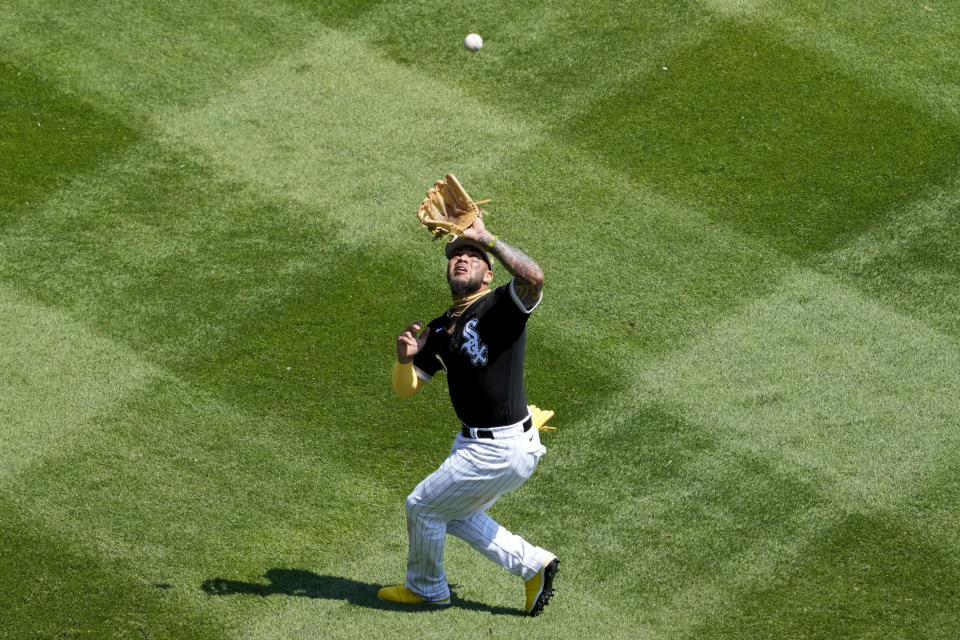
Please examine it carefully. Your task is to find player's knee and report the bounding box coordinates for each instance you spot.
[405,493,419,517]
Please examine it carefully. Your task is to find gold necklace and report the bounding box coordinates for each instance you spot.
[446,288,491,318]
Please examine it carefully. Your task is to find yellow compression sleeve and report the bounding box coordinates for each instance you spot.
[392,360,424,398]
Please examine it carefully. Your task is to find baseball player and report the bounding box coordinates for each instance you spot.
[379,215,559,616]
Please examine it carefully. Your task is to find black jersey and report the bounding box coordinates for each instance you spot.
[413,279,540,428]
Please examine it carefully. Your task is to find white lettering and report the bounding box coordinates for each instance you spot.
[460,319,488,366]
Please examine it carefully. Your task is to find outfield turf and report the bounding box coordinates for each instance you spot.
[1,1,959,638]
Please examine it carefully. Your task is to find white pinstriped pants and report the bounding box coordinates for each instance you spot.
[404,427,551,601]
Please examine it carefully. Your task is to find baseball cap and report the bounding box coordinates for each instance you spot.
[445,237,493,270]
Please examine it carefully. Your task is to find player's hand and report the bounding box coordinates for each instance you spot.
[397,322,429,364]
[461,215,495,247]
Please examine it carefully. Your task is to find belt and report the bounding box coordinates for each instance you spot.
[461,416,533,440]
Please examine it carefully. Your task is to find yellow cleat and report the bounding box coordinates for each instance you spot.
[377,584,450,606]
[524,556,559,616]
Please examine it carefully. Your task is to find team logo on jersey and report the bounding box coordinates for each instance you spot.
[460,318,488,366]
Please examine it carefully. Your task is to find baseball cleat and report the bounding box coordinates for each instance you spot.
[377,584,451,606]
[524,556,559,616]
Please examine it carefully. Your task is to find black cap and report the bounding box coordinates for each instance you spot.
[444,237,493,269]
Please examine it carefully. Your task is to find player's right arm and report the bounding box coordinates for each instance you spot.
[461,216,544,310]
[393,322,428,398]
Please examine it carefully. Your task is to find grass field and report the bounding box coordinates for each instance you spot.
[2,1,959,638]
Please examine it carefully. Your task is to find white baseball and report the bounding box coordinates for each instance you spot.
[464,33,483,51]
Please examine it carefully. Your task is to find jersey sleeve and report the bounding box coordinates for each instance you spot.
[490,280,540,324]
[474,282,534,352]
[508,278,542,313]
[412,322,443,381]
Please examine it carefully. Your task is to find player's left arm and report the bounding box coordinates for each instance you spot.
[393,321,429,398]
[462,218,544,309]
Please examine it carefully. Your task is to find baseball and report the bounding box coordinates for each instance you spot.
[464,33,483,52]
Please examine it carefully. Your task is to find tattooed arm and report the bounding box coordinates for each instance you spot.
[462,217,545,309]
[489,237,545,309]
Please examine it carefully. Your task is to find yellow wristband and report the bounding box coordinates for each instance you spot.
[487,235,498,249]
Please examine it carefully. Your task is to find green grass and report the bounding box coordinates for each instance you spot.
[569,21,960,256]
[1,0,958,638]
[0,61,139,221]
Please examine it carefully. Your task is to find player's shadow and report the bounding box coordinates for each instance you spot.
[201,569,521,616]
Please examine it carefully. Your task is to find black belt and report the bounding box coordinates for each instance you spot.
[461,417,533,439]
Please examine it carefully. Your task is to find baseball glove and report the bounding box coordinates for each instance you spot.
[417,173,491,241]
[528,405,556,432]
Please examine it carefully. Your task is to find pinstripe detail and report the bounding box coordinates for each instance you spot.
[404,431,549,599]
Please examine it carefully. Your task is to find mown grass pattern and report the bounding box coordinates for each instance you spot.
[1,1,958,638]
